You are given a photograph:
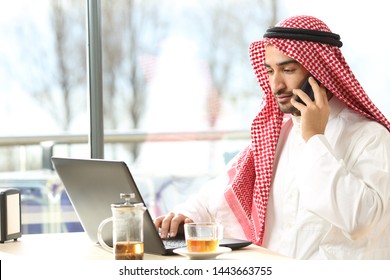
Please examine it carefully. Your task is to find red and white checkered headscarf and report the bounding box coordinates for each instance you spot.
[224,15,390,246]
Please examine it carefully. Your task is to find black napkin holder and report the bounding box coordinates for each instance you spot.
[0,188,22,243]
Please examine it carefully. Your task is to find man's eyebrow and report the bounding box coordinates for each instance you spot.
[264,59,299,67]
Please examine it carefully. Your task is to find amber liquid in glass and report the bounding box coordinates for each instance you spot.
[115,242,144,260]
[187,239,219,253]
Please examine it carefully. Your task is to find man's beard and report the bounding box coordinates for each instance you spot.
[275,90,300,115]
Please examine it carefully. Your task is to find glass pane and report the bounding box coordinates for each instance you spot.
[0,0,87,234]
[0,0,275,234]
[99,0,270,218]
[3,0,389,235]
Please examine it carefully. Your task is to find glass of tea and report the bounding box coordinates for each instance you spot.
[184,223,223,253]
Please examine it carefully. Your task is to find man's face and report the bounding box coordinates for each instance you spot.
[264,45,309,115]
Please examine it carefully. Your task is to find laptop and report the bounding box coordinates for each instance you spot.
[51,157,251,255]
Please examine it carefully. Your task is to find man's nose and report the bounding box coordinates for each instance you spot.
[270,74,286,94]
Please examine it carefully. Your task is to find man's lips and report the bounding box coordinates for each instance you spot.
[276,93,293,103]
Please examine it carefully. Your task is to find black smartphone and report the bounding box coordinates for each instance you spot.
[296,76,319,104]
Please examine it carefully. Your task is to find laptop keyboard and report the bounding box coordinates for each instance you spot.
[163,238,186,249]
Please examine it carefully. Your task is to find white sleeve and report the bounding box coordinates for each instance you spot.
[172,172,246,239]
[172,176,222,222]
[298,128,390,240]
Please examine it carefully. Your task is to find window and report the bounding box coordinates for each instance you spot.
[0,0,268,233]
[3,0,387,234]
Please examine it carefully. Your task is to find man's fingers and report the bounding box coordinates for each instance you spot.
[153,215,164,230]
[169,214,189,238]
[154,213,191,239]
[161,212,175,239]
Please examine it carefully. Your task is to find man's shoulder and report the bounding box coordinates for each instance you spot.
[336,103,390,138]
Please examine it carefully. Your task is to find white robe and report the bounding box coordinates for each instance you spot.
[174,97,390,259]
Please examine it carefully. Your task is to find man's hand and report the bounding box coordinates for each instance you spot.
[291,77,331,142]
[154,212,193,239]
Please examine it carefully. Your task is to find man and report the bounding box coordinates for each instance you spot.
[154,15,390,259]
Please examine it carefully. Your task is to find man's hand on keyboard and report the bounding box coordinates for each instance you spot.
[154,212,193,239]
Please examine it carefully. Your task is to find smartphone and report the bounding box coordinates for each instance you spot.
[296,75,319,104]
